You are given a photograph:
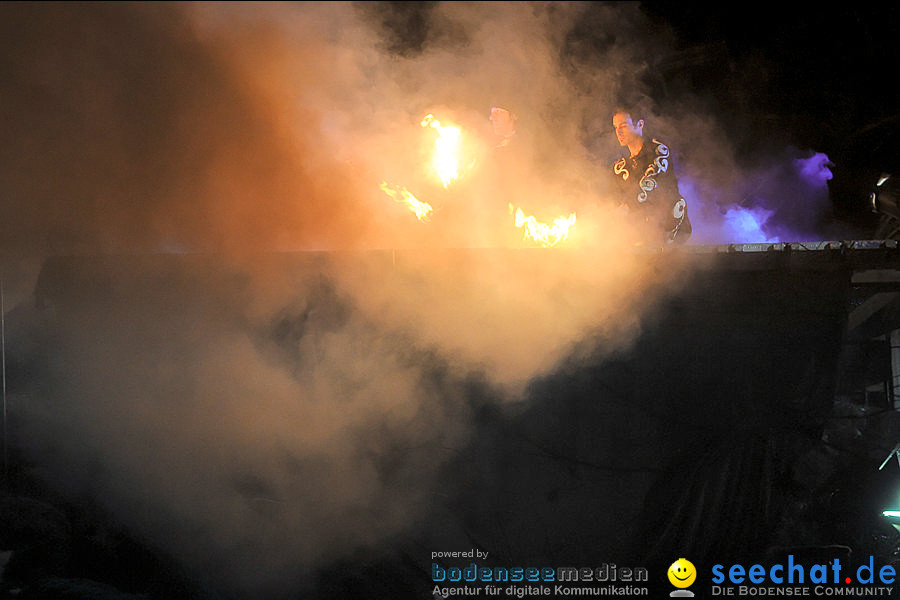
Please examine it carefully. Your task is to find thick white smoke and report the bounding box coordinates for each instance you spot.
[0,2,857,598]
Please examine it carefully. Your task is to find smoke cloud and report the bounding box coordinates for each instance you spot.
[0,2,858,598]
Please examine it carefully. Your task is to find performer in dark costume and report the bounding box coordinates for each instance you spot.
[612,108,692,245]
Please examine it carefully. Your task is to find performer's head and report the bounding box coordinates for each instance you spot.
[612,108,644,150]
[490,104,518,139]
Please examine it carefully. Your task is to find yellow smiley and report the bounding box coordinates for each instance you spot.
[668,558,696,588]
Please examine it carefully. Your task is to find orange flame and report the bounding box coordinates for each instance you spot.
[420,114,461,188]
[511,205,577,247]
[380,182,433,221]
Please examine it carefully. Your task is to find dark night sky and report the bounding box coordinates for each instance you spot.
[348,1,900,153]
[641,2,900,228]
[641,2,900,156]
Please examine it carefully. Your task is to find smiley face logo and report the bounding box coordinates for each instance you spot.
[668,558,696,588]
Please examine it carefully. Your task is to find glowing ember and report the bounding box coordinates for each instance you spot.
[380,182,433,221]
[512,205,577,247]
[420,114,461,188]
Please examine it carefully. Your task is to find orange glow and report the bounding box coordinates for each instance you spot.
[511,205,577,247]
[380,182,433,221]
[420,114,462,188]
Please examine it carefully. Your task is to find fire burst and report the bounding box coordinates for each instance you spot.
[420,114,461,188]
[380,182,433,221]
[512,205,577,247]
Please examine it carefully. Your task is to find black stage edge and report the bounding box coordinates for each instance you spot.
[3,241,900,599]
